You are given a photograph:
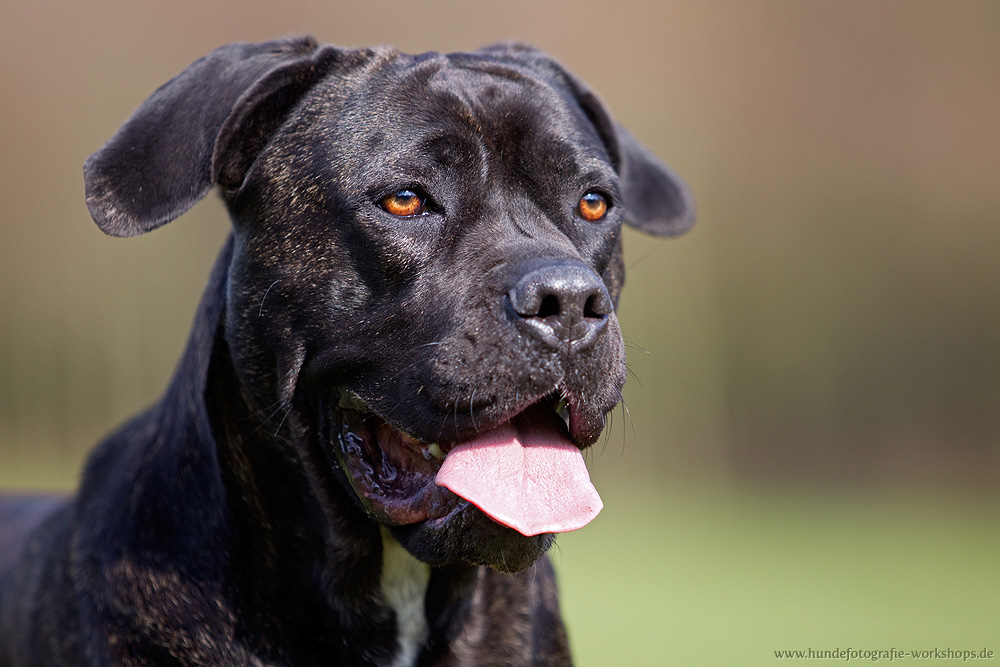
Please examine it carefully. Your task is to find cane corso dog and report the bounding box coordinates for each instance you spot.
[0,37,693,665]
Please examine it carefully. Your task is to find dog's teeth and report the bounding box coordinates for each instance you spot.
[425,443,444,461]
[337,391,367,411]
[554,399,570,428]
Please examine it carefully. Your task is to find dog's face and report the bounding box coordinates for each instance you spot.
[84,39,693,573]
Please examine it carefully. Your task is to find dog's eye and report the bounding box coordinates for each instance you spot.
[379,190,428,218]
[577,192,609,222]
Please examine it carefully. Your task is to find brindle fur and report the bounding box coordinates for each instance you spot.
[0,37,692,665]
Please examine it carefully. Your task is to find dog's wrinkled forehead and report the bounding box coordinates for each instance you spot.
[306,51,615,192]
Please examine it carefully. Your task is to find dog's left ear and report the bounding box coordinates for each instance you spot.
[609,123,696,237]
[486,44,695,237]
[559,67,695,238]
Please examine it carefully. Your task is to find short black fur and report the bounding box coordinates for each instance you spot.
[0,36,693,665]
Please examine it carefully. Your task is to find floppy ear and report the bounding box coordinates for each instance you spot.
[560,73,695,238]
[612,123,696,237]
[487,43,695,237]
[84,37,343,237]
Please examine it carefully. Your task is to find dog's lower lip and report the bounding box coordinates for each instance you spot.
[329,391,452,525]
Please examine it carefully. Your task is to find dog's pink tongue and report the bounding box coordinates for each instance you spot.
[435,413,602,536]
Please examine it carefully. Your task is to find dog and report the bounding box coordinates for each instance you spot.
[0,37,693,665]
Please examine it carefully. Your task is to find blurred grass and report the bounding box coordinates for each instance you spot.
[555,475,999,666]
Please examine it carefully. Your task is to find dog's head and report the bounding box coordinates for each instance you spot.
[84,38,693,573]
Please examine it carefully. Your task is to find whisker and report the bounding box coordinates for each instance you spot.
[609,387,629,460]
[619,397,635,460]
[527,557,541,588]
[258,279,280,317]
[240,397,284,424]
[626,240,664,271]
[600,409,614,455]
[622,339,651,355]
[273,405,292,438]
[625,363,644,389]
[469,389,479,433]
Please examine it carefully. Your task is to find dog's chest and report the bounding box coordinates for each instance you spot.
[380,530,431,667]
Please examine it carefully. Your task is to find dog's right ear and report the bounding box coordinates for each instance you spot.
[481,43,695,238]
[84,37,345,237]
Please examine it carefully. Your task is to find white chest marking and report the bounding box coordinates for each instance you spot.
[380,528,431,667]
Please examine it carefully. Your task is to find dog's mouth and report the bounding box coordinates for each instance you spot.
[326,390,603,538]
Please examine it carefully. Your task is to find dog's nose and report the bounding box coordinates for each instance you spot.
[508,263,613,350]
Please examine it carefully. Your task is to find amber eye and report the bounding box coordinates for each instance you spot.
[577,191,609,222]
[379,190,427,217]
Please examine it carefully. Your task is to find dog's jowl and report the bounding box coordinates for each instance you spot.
[0,37,693,666]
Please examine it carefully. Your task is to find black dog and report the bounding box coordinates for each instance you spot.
[0,37,693,665]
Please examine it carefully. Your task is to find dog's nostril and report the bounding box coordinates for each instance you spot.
[583,294,603,320]
[537,294,561,319]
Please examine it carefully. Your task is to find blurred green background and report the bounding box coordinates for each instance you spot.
[1,1,997,664]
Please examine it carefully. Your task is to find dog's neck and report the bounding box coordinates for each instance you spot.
[202,318,476,664]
